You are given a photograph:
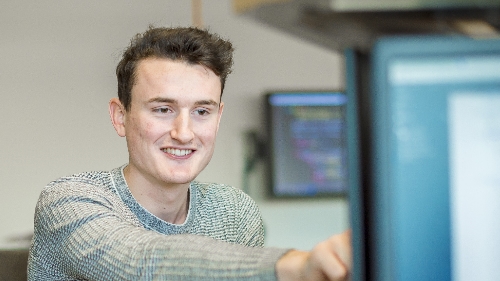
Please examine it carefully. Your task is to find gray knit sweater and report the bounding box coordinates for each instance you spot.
[28,165,289,280]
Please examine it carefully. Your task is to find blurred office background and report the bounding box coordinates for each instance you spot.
[2,1,500,280]
[3,0,498,254]
[0,0,348,251]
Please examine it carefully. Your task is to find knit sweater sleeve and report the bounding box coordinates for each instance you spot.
[28,179,289,281]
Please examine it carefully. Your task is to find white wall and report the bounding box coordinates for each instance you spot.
[0,0,348,250]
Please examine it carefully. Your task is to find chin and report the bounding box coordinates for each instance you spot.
[160,164,206,184]
[163,174,197,185]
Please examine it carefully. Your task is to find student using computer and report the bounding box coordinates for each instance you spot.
[28,26,351,281]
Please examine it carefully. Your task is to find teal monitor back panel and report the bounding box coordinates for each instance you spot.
[369,35,500,281]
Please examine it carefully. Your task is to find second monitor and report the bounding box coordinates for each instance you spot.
[265,91,348,199]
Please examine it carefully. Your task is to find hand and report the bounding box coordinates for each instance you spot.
[276,230,352,281]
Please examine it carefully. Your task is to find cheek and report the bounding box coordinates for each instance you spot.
[144,121,154,134]
[198,124,219,143]
[128,117,157,142]
[142,121,163,142]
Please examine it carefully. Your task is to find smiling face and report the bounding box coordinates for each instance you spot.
[110,58,224,189]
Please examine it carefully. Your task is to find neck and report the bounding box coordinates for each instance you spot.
[123,165,190,224]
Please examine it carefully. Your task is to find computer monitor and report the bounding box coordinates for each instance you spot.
[347,35,500,281]
[265,91,348,198]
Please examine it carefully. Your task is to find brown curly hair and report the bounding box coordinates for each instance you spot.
[116,26,234,111]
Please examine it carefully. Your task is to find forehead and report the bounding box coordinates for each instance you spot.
[131,58,222,103]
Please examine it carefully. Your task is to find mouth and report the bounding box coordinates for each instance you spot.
[161,148,194,157]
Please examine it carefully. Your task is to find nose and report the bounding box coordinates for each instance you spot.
[170,111,194,143]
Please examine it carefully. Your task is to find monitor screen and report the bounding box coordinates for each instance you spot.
[348,35,500,281]
[265,91,348,198]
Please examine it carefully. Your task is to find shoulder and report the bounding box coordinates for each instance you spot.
[190,182,264,246]
[191,182,260,216]
[34,168,137,228]
[38,170,116,205]
[46,170,112,189]
[192,182,255,206]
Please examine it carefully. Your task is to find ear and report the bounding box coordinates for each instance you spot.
[109,98,127,137]
[216,101,224,133]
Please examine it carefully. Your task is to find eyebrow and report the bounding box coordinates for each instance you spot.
[147,97,219,107]
[147,97,175,104]
[194,99,219,107]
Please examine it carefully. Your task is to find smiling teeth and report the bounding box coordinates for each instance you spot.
[163,148,192,156]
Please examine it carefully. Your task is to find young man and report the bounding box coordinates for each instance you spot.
[28,27,351,280]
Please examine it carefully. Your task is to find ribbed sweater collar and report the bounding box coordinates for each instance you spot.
[110,164,196,235]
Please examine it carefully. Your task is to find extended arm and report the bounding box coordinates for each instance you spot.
[28,181,287,281]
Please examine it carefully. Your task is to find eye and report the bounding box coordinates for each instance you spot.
[153,107,172,114]
[194,108,210,116]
